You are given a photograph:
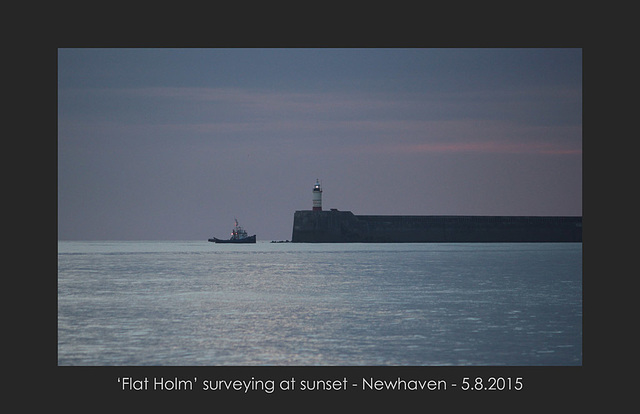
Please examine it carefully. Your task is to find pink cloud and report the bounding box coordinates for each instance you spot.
[62,87,581,156]
[405,141,581,154]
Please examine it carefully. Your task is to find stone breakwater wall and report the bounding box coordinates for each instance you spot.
[291,210,582,243]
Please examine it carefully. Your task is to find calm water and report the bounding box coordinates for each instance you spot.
[58,241,582,365]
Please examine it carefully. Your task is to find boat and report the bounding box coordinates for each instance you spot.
[208,219,256,243]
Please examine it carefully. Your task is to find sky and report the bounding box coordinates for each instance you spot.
[58,48,582,241]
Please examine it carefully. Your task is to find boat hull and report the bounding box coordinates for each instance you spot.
[208,235,256,243]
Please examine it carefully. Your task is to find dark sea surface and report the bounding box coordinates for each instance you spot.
[57,241,582,365]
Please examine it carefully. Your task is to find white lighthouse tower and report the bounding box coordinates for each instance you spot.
[312,179,323,211]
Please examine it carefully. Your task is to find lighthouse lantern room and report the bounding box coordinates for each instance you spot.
[312,179,322,211]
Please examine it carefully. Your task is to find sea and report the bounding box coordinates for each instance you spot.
[58,241,582,366]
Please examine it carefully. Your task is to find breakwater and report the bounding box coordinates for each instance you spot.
[291,210,582,242]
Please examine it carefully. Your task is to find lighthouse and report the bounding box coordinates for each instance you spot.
[312,179,323,211]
